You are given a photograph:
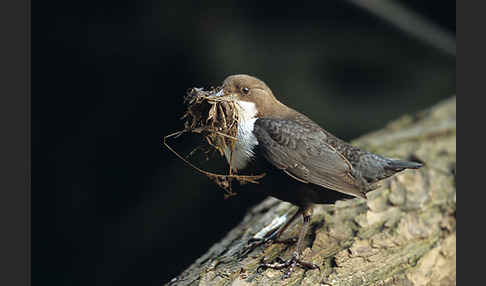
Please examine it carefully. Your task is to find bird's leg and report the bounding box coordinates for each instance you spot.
[240,208,302,258]
[259,206,320,279]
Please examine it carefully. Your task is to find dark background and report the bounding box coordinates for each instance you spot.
[32,1,455,285]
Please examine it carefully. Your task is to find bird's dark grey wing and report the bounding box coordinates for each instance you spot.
[253,118,368,198]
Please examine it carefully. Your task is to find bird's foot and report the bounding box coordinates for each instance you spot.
[258,252,320,279]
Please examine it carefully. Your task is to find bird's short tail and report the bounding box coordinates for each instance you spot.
[386,159,423,171]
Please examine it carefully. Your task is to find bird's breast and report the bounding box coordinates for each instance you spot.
[224,100,259,171]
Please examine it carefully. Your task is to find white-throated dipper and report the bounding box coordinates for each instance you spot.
[209,74,423,278]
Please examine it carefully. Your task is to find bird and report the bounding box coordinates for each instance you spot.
[210,74,423,278]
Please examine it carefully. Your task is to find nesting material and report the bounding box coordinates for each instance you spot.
[163,87,265,198]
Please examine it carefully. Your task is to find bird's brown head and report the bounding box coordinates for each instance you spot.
[219,74,291,118]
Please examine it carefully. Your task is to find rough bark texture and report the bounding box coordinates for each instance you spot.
[166,97,456,286]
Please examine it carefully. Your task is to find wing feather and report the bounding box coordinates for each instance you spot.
[253,118,367,198]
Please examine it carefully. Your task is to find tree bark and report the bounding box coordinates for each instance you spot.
[166,97,456,286]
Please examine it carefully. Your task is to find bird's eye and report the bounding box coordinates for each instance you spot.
[242,87,250,95]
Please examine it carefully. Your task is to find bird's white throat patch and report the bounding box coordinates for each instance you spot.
[224,100,259,171]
